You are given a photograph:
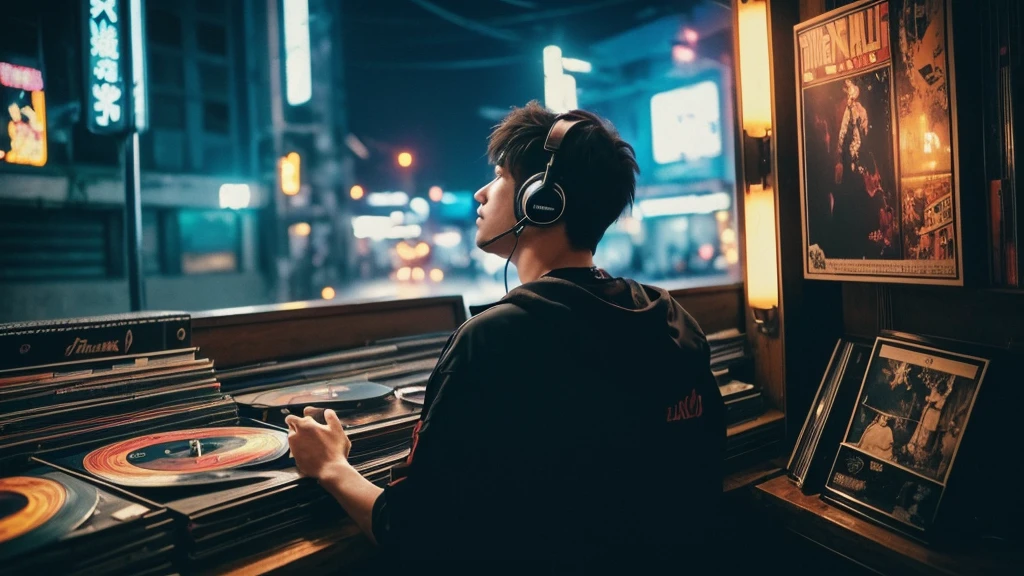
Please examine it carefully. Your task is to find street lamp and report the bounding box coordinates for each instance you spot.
[397,151,413,168]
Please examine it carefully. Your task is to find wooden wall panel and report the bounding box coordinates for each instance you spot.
[192,296,466,368]
[769,0,846,446]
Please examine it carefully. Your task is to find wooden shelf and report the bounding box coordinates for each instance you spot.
[727,408,784,438]
[206,521,376,576]
[753,475,1013,576]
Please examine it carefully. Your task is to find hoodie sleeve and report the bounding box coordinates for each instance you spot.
[369,337,490,559]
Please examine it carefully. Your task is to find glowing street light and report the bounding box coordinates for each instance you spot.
[397,151,413,168]
[350,184,365,200]
[289,222,311,236]
[429,185,443,202]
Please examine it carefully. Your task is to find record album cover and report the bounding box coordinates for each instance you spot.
[822,335,989,540]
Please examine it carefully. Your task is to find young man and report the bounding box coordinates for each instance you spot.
[286,101,725,573]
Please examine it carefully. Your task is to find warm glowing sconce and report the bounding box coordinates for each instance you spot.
[738,0,772,187]
[744,185,779,335]
[738,0,778,336]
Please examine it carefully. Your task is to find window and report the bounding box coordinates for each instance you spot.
[0,0,744,322]
[196,0,227,17]
[196,22,228,56]
[150,52,186,88]
[203,101,231,135]
[199,63,230,98]
[147,10,183,48]
[150,94,186,130]
[150,130,186,171]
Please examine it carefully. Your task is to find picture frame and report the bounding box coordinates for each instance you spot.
[821,333,991,541]
[794,0,964,285]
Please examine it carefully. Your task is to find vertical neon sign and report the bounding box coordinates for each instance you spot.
[84,0,129,133]
[283,0,312,106]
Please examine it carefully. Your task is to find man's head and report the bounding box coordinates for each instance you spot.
[474,101,639,258]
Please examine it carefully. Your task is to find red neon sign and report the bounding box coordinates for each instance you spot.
[0,62,44,91]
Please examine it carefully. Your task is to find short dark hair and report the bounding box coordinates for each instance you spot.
[487,101,639,254]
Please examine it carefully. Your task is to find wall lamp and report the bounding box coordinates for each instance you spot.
[738,0,779,337]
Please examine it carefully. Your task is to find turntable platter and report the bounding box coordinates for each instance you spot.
[82,427,290,487]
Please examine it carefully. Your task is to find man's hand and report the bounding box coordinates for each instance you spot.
[285,407,352,481]
[284,407,382,545]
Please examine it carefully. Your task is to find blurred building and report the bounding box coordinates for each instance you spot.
[0,0,353,321]
[570,3,741,283]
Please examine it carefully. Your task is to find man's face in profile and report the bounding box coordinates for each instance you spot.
[473,164,519,257]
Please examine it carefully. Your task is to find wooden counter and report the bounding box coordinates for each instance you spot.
[752,475,1015,576]
[212,456,785,575]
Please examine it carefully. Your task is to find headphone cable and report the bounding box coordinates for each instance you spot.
[504,231,521,294]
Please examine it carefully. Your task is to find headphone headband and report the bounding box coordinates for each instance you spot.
[544,117,586,153]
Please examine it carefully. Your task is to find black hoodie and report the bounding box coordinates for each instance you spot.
[371,267,725,574]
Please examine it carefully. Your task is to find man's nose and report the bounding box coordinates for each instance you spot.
[473,186,486,203]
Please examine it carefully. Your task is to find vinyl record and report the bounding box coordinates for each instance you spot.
[82,427,290,487]
[237,380,395,410]
[720,381,755,397]
[0,473,98,561]
[394,385,426,406]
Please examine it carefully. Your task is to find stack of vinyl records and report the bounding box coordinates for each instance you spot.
[0,312,235,468]
[0,462,177,575]
[34,419,368,568]
[224,333,448,475]
[706,328,763,427]
[708,328,748,372]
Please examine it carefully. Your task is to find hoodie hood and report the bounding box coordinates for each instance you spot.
[498,268,706,354]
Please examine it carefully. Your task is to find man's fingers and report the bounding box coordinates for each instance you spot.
[324,408,344,432]
[284,414,301,431]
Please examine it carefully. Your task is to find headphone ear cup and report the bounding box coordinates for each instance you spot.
[515,173,545,223]
[523,182,565,226]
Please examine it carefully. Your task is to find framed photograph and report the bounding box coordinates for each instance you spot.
[821,335,990,540]
[795,0,964,285]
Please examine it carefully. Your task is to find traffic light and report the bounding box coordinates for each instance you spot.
[279,152,301,195]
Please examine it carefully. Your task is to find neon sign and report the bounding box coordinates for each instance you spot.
[0,61,47,167]
[283,0,312,106]
[0,63,44,91]
[84,0,128,133]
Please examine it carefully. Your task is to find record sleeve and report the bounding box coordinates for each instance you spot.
[788,337,873,494]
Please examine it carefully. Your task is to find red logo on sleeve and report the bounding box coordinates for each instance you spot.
[666,389,703,422]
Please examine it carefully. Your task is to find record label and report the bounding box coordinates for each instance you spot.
[82,427,290,487]
[0,474,98,560]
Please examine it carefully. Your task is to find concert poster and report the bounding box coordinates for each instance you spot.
[823,337,988,535]
[795,0,963,285]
